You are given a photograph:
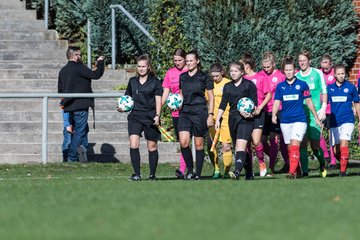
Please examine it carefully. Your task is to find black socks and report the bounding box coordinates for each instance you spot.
[130,148,141,176]
[235,151,246,173]
[148,150,159,176]
[195,149,205,177]
[181,146,194,172]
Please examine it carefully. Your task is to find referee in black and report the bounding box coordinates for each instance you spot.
[120,55,163,181]
[215,62,258,180]
[178,50,214,180]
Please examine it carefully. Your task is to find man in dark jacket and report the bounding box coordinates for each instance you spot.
[58,46,105,162]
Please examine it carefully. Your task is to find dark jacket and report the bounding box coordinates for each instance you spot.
[57,60,105,112]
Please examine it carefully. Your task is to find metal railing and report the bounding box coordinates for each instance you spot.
[42,2,155,69]
[0,93,122,164]
[110,4,155,69]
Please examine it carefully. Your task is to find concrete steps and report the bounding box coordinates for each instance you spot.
[0,30,59,41]
[0,152,181,164]
[0,10,36,20]
[0,40,68,50]
[0,60,66,69]
[0,50,66,60]
[0,2,180,164]
[0,21,45,31]
[0,132,130,143]
[0,79,123,90]
[0,98,122,111]
[0,111,128,122]
[0,121,129,132]
[0,1,25,10]
[0,142,179,155]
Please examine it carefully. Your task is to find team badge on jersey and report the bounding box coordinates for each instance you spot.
[272,77,278,83]
[344,88,349,93]
[328,76,334,81]
[304,90,310,97]
[295,85,300,90]
[310,77,314,81]
[252,79,257,84]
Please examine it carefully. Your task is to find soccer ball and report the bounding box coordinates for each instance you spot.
[237,97,255,113]
[117,95,134,112]
[166,93,183,111]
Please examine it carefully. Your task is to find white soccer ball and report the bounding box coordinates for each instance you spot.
[117,95,134,112]
[237,97,255,113]
[166,93,183,111]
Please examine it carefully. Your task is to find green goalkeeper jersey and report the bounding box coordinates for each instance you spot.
[295,67,327,114]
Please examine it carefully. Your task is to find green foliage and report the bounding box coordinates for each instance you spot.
[147,0,190,136]
[180,0,359,71]
[148,0,190,79]
[30,0,153,64]
[110,0,152,63]
[113,84,128,91]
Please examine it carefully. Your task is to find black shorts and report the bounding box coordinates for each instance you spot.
[253,110,265,129]
[178,106,208,137]
[323,114,331,129]
[229,117,254,142]
[263,112,281,135]
[128,117,161,142]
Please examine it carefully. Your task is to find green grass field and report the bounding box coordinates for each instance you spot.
[0,161,360,240]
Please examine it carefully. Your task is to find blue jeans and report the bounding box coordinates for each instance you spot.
[68,111,89,161]
[62,127,88,162]
[62,127,72,161]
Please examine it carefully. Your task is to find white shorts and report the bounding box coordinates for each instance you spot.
[280,122,307,144]
[330,123,354,146]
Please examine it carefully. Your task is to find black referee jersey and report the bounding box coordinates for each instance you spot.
[219,78,258,121]
[179,70,214,112]
[125,75,163,124]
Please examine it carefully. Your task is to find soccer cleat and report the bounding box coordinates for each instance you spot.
[128,174,142,181]
[327,164,337,171]
[320,169,327,178]
[259,162,267,177]
[175,169,184,179]
[149,175,157,181]
[184,172,197,180]
[339,172,347,177]
[286,173,296,179]
[213,170,221,179]
[320,164,327,178]
[77,145,88,163]
[229,171,240,180]
[278,165,289,174]
[245,173,255,180]
[223,173,230,179]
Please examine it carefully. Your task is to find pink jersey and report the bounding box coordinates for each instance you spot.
[244,72,271,109]
[320,68,335,114]
[162,67,188,117]
[259,69,286,112]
